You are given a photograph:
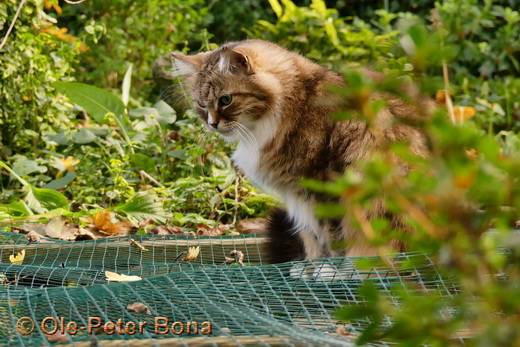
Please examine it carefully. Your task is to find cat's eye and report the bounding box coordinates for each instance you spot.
[219,95,232,106]
[196,100,206,109]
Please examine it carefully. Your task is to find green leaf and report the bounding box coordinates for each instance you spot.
[12,157,47,176]
[314,202,346,218]
[25,186,70,213]
[0,200,33,218]
[53,82,125,123]
[71,129,98,144]
[42,171,77,190]
[154,100,177,124]
[268,0,283,18]
[115,192,171,224]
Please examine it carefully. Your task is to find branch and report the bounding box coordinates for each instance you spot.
[0,0,27,52]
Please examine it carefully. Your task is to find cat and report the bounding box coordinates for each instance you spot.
[171,39,434,263]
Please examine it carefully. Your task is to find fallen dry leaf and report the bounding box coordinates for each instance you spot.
[105,271,142,282]
[197,223,231,236]
[235,218,268,234]
[13,223,46,236]
[46,331,69,343]
[25,230,41,243]
[148,225,184,235]
[93,210,134,236]
[75,227,99,240]
[183,246,200,261]
[126,302,152,315]
[9,250,25,265]
[139,218,156,229]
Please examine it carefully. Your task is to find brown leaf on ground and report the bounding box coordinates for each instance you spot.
[46,331,69,343]
[60,224,79,241]
[25,230,41,242]
[75,227,100,240]
[126,302,152,315]
[45,216,66,238]
[197,223,232,236]
[148,225,184,235]
[235,218,268,234]
[92,210,134,236]
[13,223,46,236]
[139,218,156,229]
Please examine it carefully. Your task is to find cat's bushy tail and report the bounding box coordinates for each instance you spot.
[264,208,305,263]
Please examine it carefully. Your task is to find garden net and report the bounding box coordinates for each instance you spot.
[0,231,461,346]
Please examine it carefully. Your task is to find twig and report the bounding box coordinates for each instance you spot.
[232,173,240,225]
[63,0,86,4]
[0,0,27,52]
[139,170,164,187]
[442,62,456,124]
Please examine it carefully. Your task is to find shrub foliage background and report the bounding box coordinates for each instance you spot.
[1,0,520,345]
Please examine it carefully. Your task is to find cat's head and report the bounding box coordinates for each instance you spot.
[171,41,282,139]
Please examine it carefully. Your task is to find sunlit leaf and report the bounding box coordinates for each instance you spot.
[115,192,171,224]
[53,82,125,123]
[25,186,69,213]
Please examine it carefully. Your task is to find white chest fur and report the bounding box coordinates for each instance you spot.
[231,116,278,188]
[231,116,323,245]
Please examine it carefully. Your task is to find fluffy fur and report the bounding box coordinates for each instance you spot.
[172,39,434,262]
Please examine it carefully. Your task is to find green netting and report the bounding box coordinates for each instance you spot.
[0,231,461,346]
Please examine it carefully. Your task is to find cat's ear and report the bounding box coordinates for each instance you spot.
[170,52,207,76]
[218,49,252,74]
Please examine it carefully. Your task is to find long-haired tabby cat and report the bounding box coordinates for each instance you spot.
[171,39,434,263]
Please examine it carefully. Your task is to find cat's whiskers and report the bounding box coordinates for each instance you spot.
[158,84,178,101]
[233,122,260,166]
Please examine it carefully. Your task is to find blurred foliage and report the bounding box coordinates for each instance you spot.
[51,0,209,100]
[0,0,78,157]
[245,0,409,72]
[302,21,520,347]
[203,0,275,42]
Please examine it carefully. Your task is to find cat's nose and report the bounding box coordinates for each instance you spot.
[209,121,219,129]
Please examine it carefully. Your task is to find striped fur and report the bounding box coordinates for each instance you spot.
[172,39,433,263]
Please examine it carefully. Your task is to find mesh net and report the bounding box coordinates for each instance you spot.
[0,231,460,346]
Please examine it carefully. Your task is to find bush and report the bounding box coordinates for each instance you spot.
[245,0,408,72]
[52,0,209,101]
[0,0,78,156]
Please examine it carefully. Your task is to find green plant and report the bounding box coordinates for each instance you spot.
[295,21,520,346]
[51,0,210,102]
[0,0,78,156]
[245,0,408,72]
